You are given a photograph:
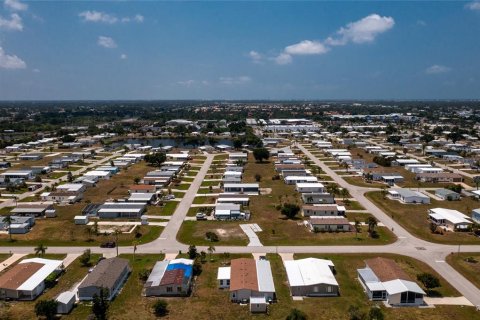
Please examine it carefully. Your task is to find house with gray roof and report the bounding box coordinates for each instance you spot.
[78,257,131,301]
[387,188,430,204]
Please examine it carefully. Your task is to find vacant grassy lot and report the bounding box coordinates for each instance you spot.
[177,221,248,246]
[3,253,101,320]
[343,176,385,188]
[193,196,217,204]
[243,154,395,246]
[366,191,480,244]
[0,204,163,246]
[446,253,480,290]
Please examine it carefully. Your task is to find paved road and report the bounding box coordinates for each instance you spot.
[139,153,215,253]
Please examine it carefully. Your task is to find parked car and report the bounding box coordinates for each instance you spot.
[100,241,116,248]
[196,212,207,220]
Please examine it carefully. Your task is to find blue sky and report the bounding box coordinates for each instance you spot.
[1,0,480,100]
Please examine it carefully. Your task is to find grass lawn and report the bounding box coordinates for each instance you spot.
[175,183,192,190]
[187,207,213,217]
[19,196,39,202]
[177,221,248,246]
[242,154,395,246]
[147,201,178,216]
[366,191,480,244]
[2,253,102,320]
[47,171,68,179]
[343,176,385,188]
[193,196,217,204]
[446,253,480,290]
[201,180,220,187]
[342,201,366,211]
[186,171,198,177]
[0,203,163,246]
[173,191,186,198]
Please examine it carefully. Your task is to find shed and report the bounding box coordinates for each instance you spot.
[250,296,268,313]
[74,215,88,225]
[56,291,76,314]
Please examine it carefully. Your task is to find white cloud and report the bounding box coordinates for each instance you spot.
[32,68,40,73]
[4,0,27,11]
[134,14,144,23]
[97,36,117,49]
[219,76,251,85]
[417,20,427,26]
[0,13,23,31]
[273,53,293,65]
[79,11,144,24]
[177,80,196,86]
[0,46,26,69]
[120,53,127,59]
[248,50,262,63]
[466,1,480,10]
[259,13,394,65]
[425,65,451,74]
[285,40,329,55]
[327,14,395,46]
[79,11,118,24]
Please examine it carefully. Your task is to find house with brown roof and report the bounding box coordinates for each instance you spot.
[78,257,130,301]
[144,259,193,297]
[221,258,275,304]
[357,257,426,306]
[0,258,63,300]
[416,172,463,183]
[129,184,156,194]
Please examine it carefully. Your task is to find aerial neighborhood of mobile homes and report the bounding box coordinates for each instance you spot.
[0,102,480,319]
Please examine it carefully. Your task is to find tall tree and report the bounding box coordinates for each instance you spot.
[253,148,269,163]
[34,243,48,256]
[2,215,13,241]
[92,288,110,320]
[35,300,58,320]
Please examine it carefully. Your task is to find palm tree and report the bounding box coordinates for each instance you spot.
[207,245,215,261]
[326,184,339,195]
[114,228,121,257]
[354,219,361,239]
[2,215,13,241]
[132,240,139,261]
[341,188,349,202]
[365,217,378,236]
[34,243,48,256]
[473,176,480,190]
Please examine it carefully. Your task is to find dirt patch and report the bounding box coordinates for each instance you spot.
[260,188,272,195]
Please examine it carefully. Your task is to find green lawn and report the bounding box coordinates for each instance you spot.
[175,183,192,190]
[177,221,249,246]
[366,191,480,244]
[147,201,178,216]
[343,176,385,188]
[193,196,217,204]
[446,253,480,290]
[201,180,220,187]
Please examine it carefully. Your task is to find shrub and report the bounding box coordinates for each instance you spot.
[153,299,168,317]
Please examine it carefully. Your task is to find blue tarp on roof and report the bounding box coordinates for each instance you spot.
[166,263,192,278]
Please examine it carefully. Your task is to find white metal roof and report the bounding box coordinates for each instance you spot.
[217,267,231,280]
[284,258,338,287]
[285,176,318,181]
[382,279,426,295]
[17,258,63,291]
[84,170,111,176]
[429,208,471,224]
[56,291,76,304]
[255,260,275,293]
[296,182,324,188]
